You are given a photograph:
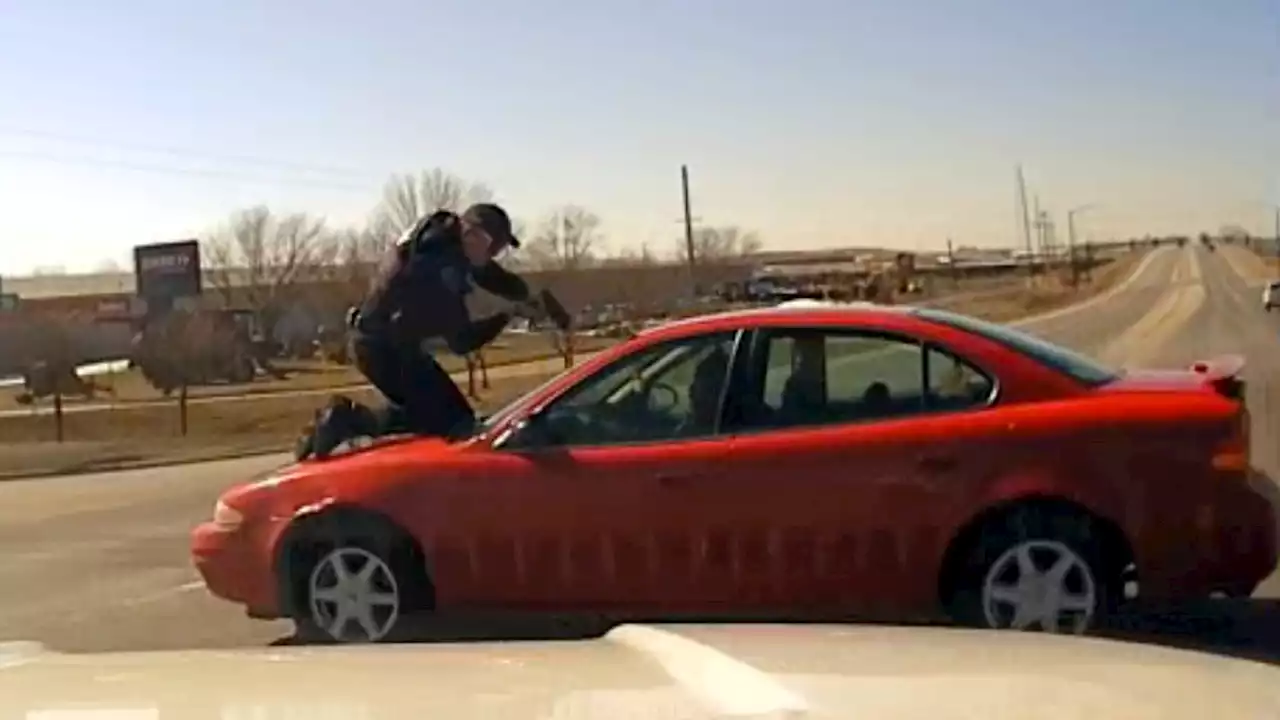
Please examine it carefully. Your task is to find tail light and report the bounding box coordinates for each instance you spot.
[1191,356,1250,472]
[1211,407,1250,472]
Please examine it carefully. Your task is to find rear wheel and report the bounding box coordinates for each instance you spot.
[946,506,1122,634]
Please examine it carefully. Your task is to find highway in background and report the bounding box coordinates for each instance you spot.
[7,244,1280,662]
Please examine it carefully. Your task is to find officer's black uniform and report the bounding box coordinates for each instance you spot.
[308,204,531,458]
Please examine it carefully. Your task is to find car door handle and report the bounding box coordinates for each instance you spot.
[655,473,694,488]
[917,455,957,473]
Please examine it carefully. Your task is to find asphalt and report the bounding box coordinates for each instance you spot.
[7,243,1280,662]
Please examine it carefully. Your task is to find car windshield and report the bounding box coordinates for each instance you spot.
[913,307,1119,387]
[474,368,573,435]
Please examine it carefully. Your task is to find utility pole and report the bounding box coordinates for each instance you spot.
[1066,204,1096,288]
[1033,195,1045,265]
[1016,165,1033,279]
[1041,211,1055,265]
[1274,206,1279,267]
[1068,211,1079,287]
[680,165,697,297]
[946,237,958,285]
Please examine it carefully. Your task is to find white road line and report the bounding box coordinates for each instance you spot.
[607,624,810,717]
[120,580,207,607]
[1097,248,1206,368]
[1009,246,1169,328]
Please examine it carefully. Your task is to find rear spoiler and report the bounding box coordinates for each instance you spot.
[1191,354,1246,401]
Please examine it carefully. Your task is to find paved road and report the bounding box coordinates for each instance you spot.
[8,244,1280,662]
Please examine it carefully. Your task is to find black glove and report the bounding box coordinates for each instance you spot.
[510,297,548,322]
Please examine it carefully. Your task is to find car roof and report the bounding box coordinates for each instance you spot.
[631,301,918,340]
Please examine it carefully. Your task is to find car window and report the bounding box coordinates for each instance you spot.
[746,329,993,431]
[515,331,738,448]
[926,345,995,409]
[913,307,1117,386]
[751,330,921,429]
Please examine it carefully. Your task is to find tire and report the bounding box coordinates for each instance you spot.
[285,519,432,644]
[945,506,1121,635]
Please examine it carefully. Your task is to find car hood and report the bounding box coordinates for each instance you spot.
[5,624,1280,719]
[261,435,481,485]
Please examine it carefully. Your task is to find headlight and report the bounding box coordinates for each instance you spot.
[212,500,244,530]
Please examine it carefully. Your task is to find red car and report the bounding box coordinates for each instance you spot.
[192,303,1277,643]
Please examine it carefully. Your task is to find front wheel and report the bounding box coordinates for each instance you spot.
[296,544,406,643]
[947,507,1120,634]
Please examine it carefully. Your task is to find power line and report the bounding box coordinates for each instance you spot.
[0,126,377,180]
[0,149,373,191]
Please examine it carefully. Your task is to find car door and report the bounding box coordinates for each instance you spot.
[472,330,743,611]
[700,326,997,617]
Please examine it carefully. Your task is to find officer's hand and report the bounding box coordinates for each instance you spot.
[419,337,449,355]
[510,297,547,322]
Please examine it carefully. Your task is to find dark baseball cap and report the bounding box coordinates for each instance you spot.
[461,203,520,250]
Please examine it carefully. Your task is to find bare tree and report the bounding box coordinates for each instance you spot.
[677,225,763,264]
[524,206,604,271]
[329,226,387,295]
[371,168,494,241]
[202,206,336,340]
[604,239,658,268]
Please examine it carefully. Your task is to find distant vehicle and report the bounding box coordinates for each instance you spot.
[1263,281,1280,311]
[194,304,1275,643]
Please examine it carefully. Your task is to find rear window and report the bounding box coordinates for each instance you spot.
[913,308,1118,387]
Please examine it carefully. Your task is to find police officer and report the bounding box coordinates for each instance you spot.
[304,202,545,459]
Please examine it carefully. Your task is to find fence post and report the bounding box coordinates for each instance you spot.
[53,391,64,443]
[178,382,189,436]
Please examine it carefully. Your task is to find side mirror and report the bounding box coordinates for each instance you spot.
[501,412,560,451]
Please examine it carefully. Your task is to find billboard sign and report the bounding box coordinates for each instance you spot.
[134,240,202,319]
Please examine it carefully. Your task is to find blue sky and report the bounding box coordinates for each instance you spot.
[0,0,1276,275]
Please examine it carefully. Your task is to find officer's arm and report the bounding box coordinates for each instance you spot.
[471,261,531,303]
[445,313,512,356]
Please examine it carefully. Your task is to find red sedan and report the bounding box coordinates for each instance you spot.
[192,303,1278,643]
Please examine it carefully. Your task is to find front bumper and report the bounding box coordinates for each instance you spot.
[191,521,282,618]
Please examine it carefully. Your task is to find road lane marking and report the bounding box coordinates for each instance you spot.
[607,624,809,717]
[1219,244,1276,287]
[1097,248,1206,368]
[120,580,206,607]
[1008,247,1169,328]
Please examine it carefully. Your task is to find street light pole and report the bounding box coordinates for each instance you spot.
[1066,204,1097,288]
